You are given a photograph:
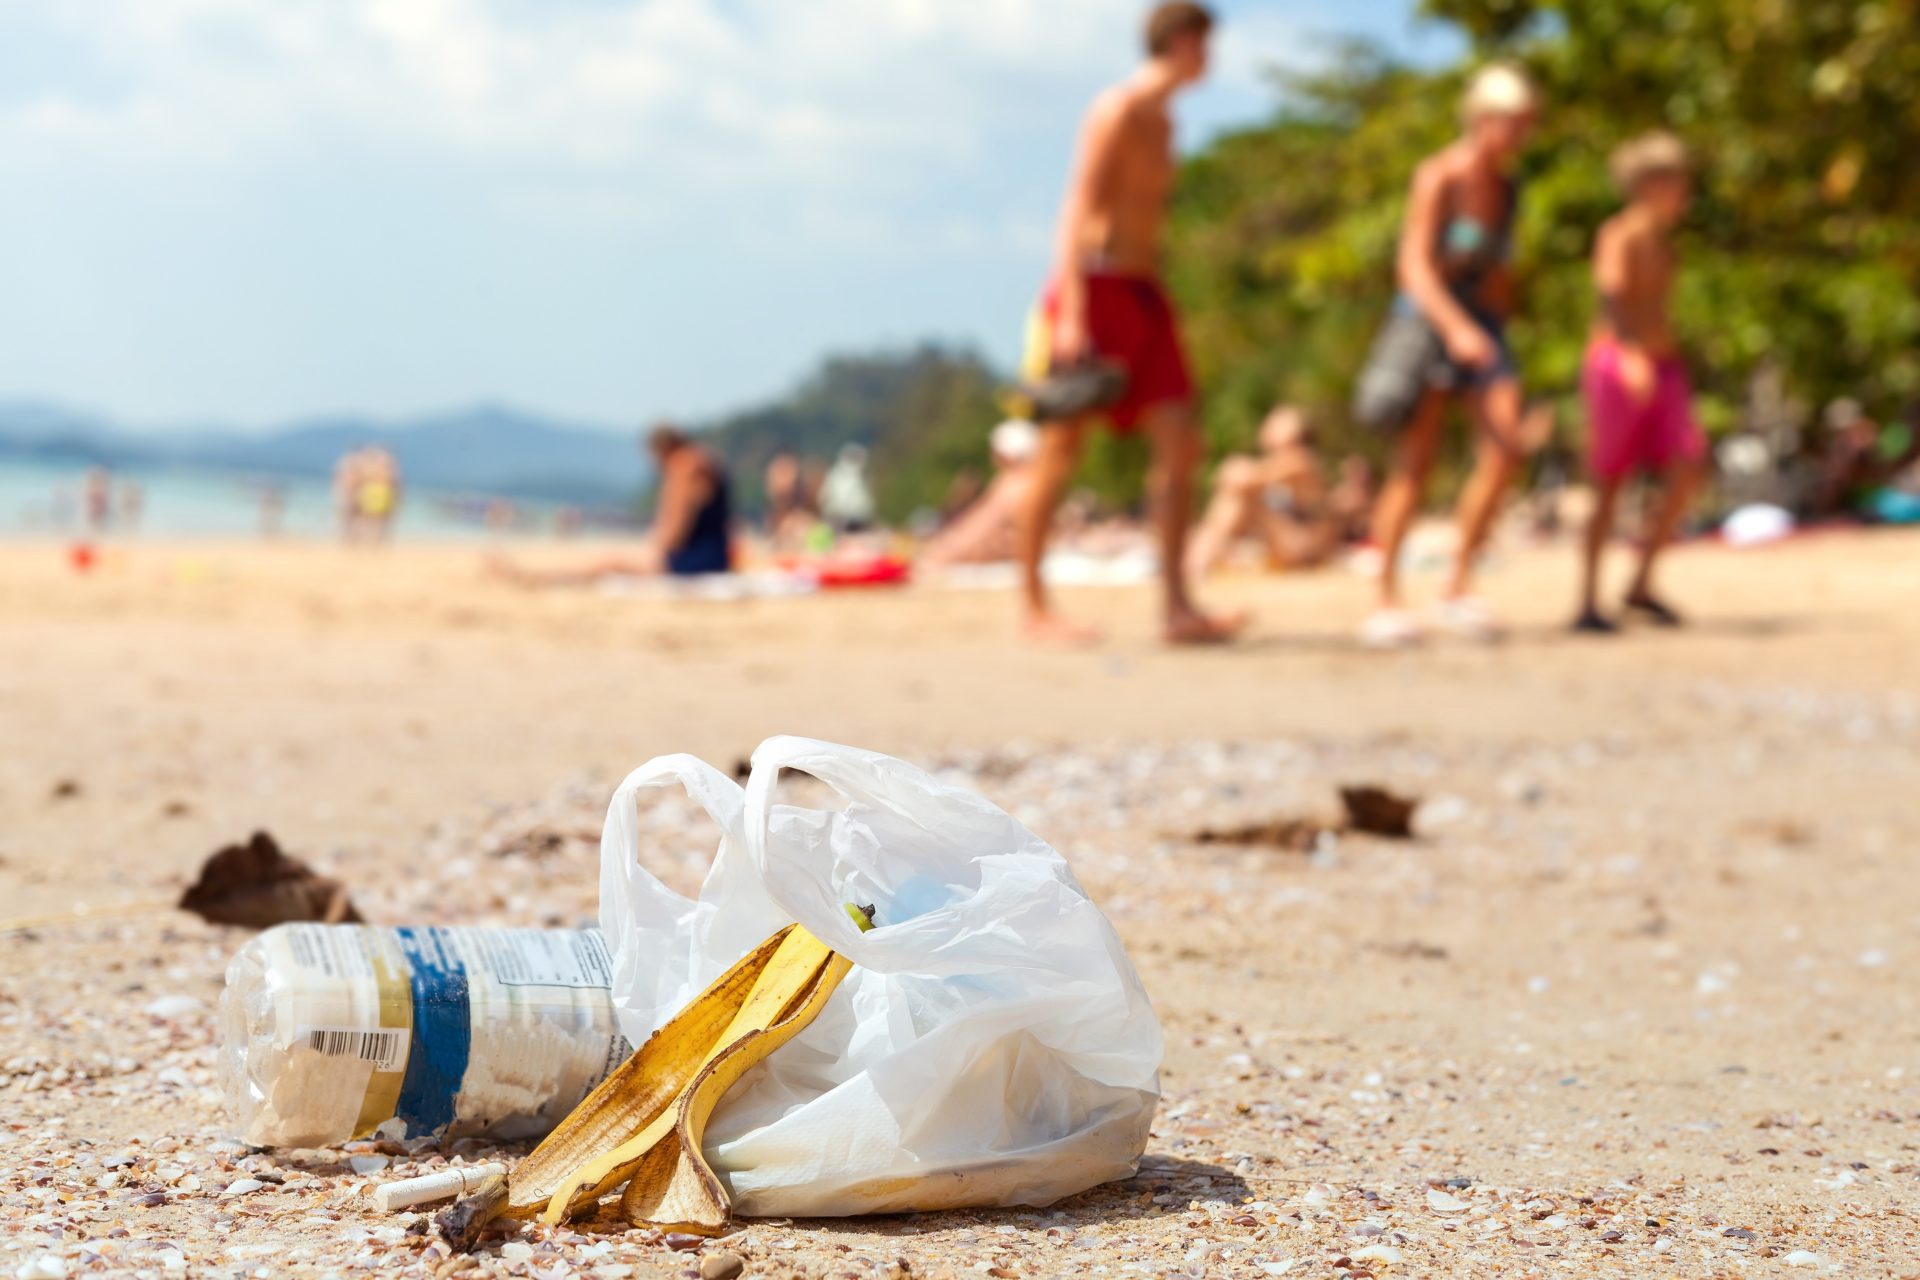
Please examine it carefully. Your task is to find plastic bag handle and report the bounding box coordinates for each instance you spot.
[599,753,747,942]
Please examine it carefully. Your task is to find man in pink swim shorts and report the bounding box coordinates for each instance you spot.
[1574,130,1705,634]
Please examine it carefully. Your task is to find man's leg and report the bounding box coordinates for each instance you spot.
[1368,390,1447,610]
[1016,417,1100,644]
[1142,401,1246,643]
[1575,478,1623,630]
[1626,457,1702,618]
[1446,376,1527,600]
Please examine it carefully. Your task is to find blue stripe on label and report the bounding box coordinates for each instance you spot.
[393,927,471,1136]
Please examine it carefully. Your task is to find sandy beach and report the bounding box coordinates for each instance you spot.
[3,527,1919,1277]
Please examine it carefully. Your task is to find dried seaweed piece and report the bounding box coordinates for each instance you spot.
[1190,783,1423,849]
[1339,785,1419,838]
[178,831,361,928]
[1191,819,1327,851]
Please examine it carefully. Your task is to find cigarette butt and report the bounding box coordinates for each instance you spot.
[372,1162,507,1212]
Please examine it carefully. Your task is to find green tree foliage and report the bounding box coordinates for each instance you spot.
[1166,0,1920,466]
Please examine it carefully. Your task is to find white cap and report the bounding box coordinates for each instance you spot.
[990,419,1039,463]
[1463,63,1538,122]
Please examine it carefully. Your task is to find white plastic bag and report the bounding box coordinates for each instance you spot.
[597,736,1163,1217]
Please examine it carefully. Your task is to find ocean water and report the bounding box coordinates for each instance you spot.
[0,460,621,540]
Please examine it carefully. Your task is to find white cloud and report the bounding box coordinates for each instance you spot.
[1,0,1144,178]
[0,0,1340,424]
[0,0,1314,245]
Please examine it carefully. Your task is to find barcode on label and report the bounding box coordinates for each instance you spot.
[301,1027,407,1072]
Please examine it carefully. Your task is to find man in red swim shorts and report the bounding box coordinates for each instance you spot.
[1015,1,1244,647]
[1574,130,1706,634]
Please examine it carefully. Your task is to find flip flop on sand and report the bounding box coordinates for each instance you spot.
[1571,607,1619,635]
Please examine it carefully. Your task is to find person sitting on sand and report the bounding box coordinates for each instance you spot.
[819,444,877,535]
[763,451,818,551]
[1016,1,1244,646]
[1185,405,1360,578]
[921,420,1043,568]
[489,424,734,585]
[1573,131,1705,633]
[1329,455,1378,546]
[1811,399,1908,520]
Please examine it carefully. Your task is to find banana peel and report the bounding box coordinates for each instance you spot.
[533,922,846,1226]
[618,944,854,1232]
[440,906,869,1248]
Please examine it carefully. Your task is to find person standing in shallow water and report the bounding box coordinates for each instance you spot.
[1355,64,1540,647]
[1573,131,1706,633]
[1016,1,1245,647]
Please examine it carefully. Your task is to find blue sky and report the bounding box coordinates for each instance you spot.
[0,1,1457,433]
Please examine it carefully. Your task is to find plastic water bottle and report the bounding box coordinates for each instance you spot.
[220,923,628,1148]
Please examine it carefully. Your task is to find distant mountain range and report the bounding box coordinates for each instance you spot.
[0,402,647,505]
[0,344,1009,516]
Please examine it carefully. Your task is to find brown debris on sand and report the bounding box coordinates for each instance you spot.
[1192,817,1327,851]
[1191,784,1423,849]
[434,1174,509,1252]
[178,830,362,928]
[1338,785,1419,838]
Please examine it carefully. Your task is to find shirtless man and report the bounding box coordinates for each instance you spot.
[1018,1,1242,646]
[1573,131,1704,632]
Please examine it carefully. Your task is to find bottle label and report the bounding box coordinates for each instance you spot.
[256,924,623,1143]
[391,927,474,1136]
[297,1026,409,1073]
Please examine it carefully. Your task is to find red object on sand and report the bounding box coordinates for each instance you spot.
[813,556,911,589]
[68,542,97,573]
[773,553,912,589]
